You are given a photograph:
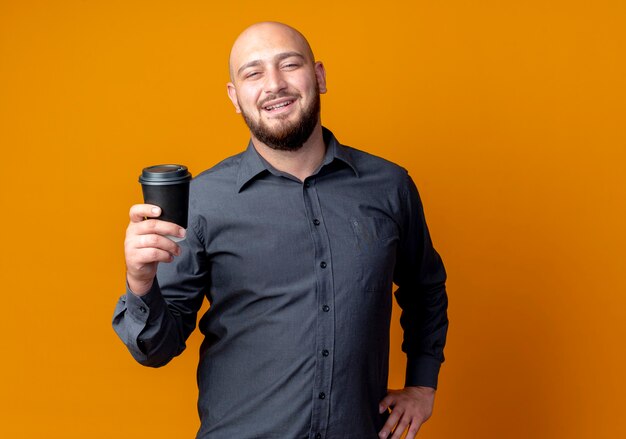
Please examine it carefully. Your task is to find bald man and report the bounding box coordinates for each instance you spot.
[114,22,448,439]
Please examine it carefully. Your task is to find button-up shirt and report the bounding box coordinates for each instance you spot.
[113,128,448,439]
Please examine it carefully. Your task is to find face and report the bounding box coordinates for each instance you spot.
[227,23,327,151]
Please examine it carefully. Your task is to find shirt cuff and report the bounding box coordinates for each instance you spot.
[124,279,166,323]
[405,355,442,389]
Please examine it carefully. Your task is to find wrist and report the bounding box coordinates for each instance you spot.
[126,275,154,296]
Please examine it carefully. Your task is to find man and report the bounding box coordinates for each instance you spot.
[114,22,448,439]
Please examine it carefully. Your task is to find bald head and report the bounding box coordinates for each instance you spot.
[229,22,315,81]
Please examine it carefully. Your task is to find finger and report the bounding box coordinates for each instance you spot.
[128,248,175,269]
[379,408,403,439]
[379,393,396,414]
[129,232,182,256]
[390,416,410,439]
[128,218,186,241]
[129,204,162,222]
[405,421,422,439]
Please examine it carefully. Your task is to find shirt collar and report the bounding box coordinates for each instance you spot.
[321,127,359,177]
[236,127,359,192]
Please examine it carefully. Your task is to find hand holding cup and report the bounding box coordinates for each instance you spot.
[125,164,192,296]
[124,204,186,296]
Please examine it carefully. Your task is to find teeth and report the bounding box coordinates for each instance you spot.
[265,101,292,111]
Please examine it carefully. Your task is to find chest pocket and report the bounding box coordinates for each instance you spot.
[349,216,399,292]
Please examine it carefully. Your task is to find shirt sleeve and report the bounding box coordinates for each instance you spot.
[112,220,208,368]
[393,172,449,389]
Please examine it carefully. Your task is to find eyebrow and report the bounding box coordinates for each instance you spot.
[237,51,306,77]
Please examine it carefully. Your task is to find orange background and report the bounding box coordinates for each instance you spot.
[1,1,625,438]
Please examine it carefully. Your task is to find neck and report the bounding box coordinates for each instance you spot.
[251,124,326,182]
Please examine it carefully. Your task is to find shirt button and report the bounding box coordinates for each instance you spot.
[322,349,329,357]
[139,306,147,313]
[315,434,322,439]
[322,305,330,312]
[304,181,310,188]
[313,219,320,226]
[320,261,327,269]
[319,392,326,400]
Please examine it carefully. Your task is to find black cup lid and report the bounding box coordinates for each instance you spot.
[139,164,192,184]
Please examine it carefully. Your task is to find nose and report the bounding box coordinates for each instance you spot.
[264,67,287,94]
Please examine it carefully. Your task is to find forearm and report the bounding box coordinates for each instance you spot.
[397,277,448,388]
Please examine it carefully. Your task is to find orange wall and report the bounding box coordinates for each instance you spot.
[1,1,625,438]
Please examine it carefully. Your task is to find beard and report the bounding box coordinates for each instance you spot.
[240,88,321,152]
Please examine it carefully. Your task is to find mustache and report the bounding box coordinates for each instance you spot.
[258,92,301,108]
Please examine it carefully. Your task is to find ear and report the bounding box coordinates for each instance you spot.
[314,61,327,94]
[226,82,241,113]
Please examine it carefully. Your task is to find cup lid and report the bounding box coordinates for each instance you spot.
[139,164,192,184]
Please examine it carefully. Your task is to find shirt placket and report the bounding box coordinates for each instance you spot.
[302,177,335,439]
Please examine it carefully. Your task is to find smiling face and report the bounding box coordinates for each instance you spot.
[227,22,327,151]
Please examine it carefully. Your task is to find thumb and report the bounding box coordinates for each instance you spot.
[129,204,162,223]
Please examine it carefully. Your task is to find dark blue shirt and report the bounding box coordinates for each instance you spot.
[113,128,448,439]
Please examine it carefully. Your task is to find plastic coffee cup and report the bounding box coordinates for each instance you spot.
[139,164,192,242]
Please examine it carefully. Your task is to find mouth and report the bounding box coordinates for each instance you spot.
[261,98,295,113]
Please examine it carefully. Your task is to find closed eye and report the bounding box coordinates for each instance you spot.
[282,63,300,70]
